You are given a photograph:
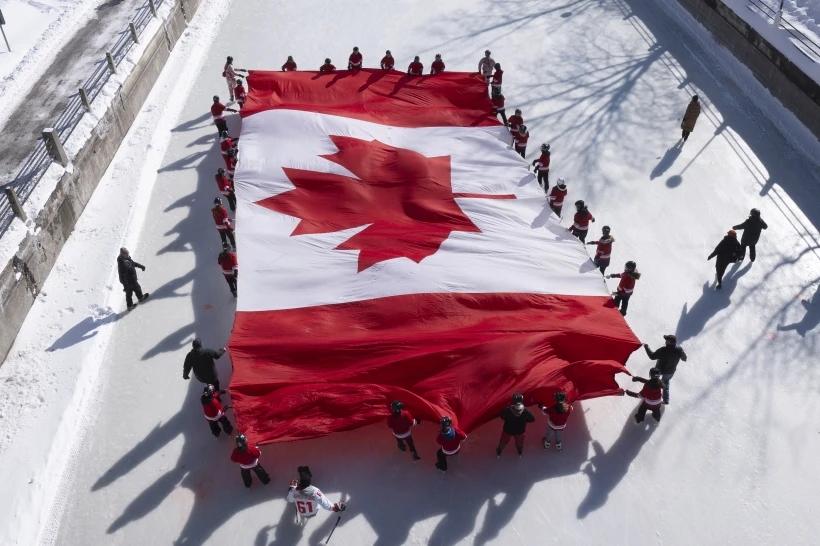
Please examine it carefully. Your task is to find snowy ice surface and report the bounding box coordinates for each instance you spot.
[1,0,819,545]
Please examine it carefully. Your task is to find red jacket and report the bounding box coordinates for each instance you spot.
[513,130,529,149]
[234,83,246,103]
[407,61,423,75]
[380,55,394,70]
[543,402,573,429]
[491,94,505,111]
[231,445,261,468]
[387,410,416,437]
[348,51,363,68]
[320,63,335,72]
[431,59,445,74]
[215,173,233,194]
[202,397,224,420]
[220,137,236,156]
[212,205,232,230]
[436,427,467,455]
[533,152,550,170]
[612,272,638,294]
[549,185,567,208]
[640,383,664,406]
[491,68,503,86]
[223,154,237,173]
[508,114,523,132]
[210,102,226,118]
[572,209,594,230]
[281,59,297,71]
[593,236,613,259]
[218,251,238,275]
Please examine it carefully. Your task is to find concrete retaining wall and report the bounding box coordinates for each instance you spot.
[676,0,820,138]
[0,0,204,361]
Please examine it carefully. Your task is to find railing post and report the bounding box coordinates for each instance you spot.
[42,128,69,167]
[79,88,91,111]
[4,187,27,221]
[148,0,157,17]
[129,22,139,44]
[773,0,784,27]
[106,51,116,73]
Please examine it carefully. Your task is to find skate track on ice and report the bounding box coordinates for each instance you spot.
[1,0,818,545]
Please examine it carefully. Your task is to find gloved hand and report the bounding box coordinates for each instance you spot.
[333,502,347,512]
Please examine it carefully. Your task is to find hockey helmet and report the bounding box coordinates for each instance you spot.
[514,108,522,115]
[554,390,567,402]
[390,400,404,414]
[494,62,501,69]
[692,94,699,101]
[235,434,248,448]
[511,393,524,405]
[435,53,442,60]
[217,167,225,175]
[235,78,242,85]
[602,225,611,234]
[750,208,760,217]
[385,50,391,55]
[212,95,220,102]
[226,56,233,63]
[727,230,737,238]
[540,143,550,152]
[221,242,230,252]
[556,177,566,188]
[324,58,331,64]
[192,338,202,349]
[440,416,452,430]
[414,55,420,62]
[625,260,637,271]
[219,130,229,139]
[575,199,585,209]
[649,368,661,378]
[484,49,491,56]
[287,55,294,61]
[353,46,359,52]
[214,197,222,205]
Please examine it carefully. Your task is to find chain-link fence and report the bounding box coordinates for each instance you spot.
[0,0,167,237]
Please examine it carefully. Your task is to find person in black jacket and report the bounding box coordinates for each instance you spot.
[732,208,768,263]
[183,338,226,391]
[707,230,741,289]
[496,393,535,457]
[117,248,149,310]
[644,334,687,404]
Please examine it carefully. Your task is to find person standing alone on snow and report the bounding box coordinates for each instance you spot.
[478,50,495,83]
[387,401,421,460]
[539,390,573,450]
[608,260,640,316]
[732,208,768,263]
[230,434,270,488]
[707,230,741,289]
[644,335,687,405]
[435,416,467,472]
[183,338,226,391]
[625,368,665,423]
[117,248,149,310]
[496,393,535,458]
[287,466,347,522]
[680,95,701,142]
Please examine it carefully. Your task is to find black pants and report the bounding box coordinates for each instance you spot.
[225,191,237,212]
[594,256,610,275]
[197,376,221,392]
[740,242,757,262]
[537,169,549,190]
[208,416,234,436]
[215,118,228,134]
[681,129,691,142]
[715,260,732,286]
[550,204,563,217]
[435,449,452,471]
[124,283,144,307]
[613,291,631,315]
[396,435,418,454]
[496,109,507,126]
[515,146,526,158]
[240,464,271,487]
[223,273,237,295]
[218,229,236,248]
[569,226,588,242]
[635,402,662,423]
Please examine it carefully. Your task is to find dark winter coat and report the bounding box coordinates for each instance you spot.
[499,406,535,435]
[681,100,701,132]
[644,344,688,375]
[117,255,144,288]
[707,236,741,266]
[183,347,225,384]
[732,216,768,244]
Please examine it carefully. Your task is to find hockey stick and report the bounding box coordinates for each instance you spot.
[322,515,342,545]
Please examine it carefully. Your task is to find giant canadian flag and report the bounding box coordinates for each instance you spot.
[228,68,639,444]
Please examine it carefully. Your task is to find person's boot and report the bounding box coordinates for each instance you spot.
[138,293,150,302]
[412,451,421,461]
[543,437,550,449]
[397,439,407,452]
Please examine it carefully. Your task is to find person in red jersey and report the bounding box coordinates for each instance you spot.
[435,416,467,472]
[568,199,595,242]
[531,143,551,190]
[214,167,236,212]
[496,393,535,458]
[491,62,503,94]
[233,79,247,107]
[201,384,233,437]
[212,197,236,248]
[508,108,523,133]
[626,368,665,423]
[407,55,423,75]
[348,46,363,70]
[210,95,236,135]
[319,58,335,72]
[380,50,395,70]
[230,434,271,487]
[512,124,529,158]
[387,401,421,460]
[223,147,238,178]
[491,90,507,126]
[587,225,614,274]
[430,53,445,74]
[218,243,238,297]
[281,55,297,71]
[539,390,573,450]
[219,130,238,162]
[548,178,568,217]
[608,260,641,316]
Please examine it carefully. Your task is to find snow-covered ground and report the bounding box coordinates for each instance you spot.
[1,0,819,544]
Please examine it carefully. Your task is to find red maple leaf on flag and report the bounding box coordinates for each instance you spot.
[258,135,515,271]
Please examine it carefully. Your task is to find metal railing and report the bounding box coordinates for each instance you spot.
[0,0,167,237]
[746,0,820,60]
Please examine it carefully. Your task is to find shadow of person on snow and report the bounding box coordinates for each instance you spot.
[47,311,123,351]
[777,284,820,337]
[649,141,682,180]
